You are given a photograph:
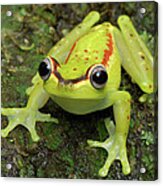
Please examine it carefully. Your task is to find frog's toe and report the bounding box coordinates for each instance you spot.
[98,154,116,177]
[26,124,40,142]
[122,160,131,175]
[1,121,18,138]
[87,140,106,148]
[1,108,17,115]
[119,149,131,175]
[36,111,59,123]
[104,118,115,136]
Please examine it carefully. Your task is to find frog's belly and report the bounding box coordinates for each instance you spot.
[50,95,111,115]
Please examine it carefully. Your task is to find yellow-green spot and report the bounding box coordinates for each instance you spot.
[139,94,148,103]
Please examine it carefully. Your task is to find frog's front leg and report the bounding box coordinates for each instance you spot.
[88,91,131,177]
[1,79,58,142]
[48,11,100,64]
[114,16,154,94]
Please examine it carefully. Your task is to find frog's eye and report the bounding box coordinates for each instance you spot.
[90,65,108,89]
[38,58,51,81]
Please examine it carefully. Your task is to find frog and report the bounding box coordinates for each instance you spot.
[1,11,154,177]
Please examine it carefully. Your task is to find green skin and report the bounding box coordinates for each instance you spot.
[1,11,153,177]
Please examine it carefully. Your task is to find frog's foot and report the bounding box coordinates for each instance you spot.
[87,118,130,177]
[1,107,58,142]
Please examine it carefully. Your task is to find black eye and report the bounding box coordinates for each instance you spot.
[90,65,108,89]
[38,58,51,81]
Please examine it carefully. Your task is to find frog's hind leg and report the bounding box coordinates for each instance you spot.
[114,15,154,94]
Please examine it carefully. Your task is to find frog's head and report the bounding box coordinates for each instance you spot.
[38,56,110,100]
[38,25,120,100]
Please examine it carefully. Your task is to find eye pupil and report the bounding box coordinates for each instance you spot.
[39,62,50,77]
[90,66,108,89]
[38,58,51,80]
[93,71,108,84]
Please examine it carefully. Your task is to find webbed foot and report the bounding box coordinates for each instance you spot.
[1,107,58,142]
[87,118,130,177]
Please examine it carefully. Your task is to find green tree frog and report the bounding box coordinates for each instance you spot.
[1,11,154,177]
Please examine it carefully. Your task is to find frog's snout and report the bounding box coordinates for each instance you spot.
[58,80,74,89]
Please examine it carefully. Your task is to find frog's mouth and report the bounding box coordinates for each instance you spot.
[53,70,87,85]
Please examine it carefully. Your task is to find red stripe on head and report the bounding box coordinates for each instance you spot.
[101,33,113,66]
[64,41,77,64]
